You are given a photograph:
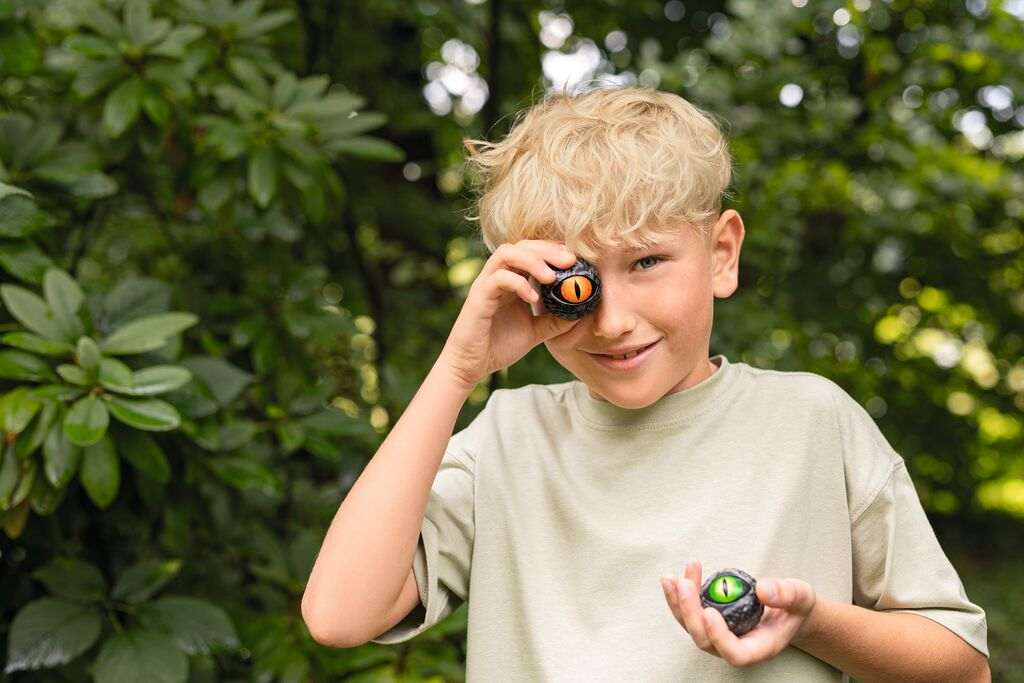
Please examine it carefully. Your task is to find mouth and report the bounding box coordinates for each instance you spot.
[588,340,661,370]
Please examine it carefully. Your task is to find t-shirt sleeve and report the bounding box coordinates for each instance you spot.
[834,388,990,658]
[370,429,476,644]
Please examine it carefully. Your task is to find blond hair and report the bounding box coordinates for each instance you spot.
[462,85,733,263]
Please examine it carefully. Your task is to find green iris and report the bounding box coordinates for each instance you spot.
[706,575,749,604]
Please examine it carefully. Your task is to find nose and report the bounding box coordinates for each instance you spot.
[590,278,636,339]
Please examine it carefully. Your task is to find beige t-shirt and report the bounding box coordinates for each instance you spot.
[371,354,988,681]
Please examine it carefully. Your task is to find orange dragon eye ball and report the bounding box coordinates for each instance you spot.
[539,257,601,320]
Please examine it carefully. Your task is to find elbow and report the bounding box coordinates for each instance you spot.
[968,654,991,683]
[301,591,365,649]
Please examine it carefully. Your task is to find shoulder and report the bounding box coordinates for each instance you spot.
[732,361,846,415]
[453,380,575,444]
[736,362,903,518]
[485,380,576,414]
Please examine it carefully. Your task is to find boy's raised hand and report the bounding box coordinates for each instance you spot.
[438,239,580,390]
[660,560,818,668]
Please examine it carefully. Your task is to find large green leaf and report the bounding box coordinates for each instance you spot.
[44,420,83,488]
[31,557,108,603]
[80,435,119,508]
[31,384,85,402]
[75,336,101,379]
[116,430,169,482]
[63,396,109,447]
[235,9,293,39]
[124,0,154,46]
[0,386,41,434]
[0,182,31,200]
[0,349,57,382]
[107,396,180,431]
[111,559,182,604]
[318,111,387,139]
[15,399,57,459]
[285,92,363,119]
[3,598,103,673]
[112,365,192,396]
[0,284,65,340]
[180,356,254,406]
[149,24,204,59]
[29,468,67,516]
[188,419,258,452]
[0,240,56,284]
[248,146,277,208]
[43,268,85,340]
[327,136,406,162]
[0,443,19,509]
[207,456,281,496]
[101,277,171,332]
[99,312,197,355]
[98,356,133,391]
[102,77,144,138]
[137,596,240,655]
[0,193,50,238]
[0,331,74,356]
[91,628,188,683]
[57,363,91,386]
[70,59,128,98]
[5,457,35,510]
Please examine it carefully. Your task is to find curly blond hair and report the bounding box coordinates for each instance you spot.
[462,85,734,263]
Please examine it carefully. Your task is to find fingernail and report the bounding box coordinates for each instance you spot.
[679,579,691,598]
[764,580,777,600]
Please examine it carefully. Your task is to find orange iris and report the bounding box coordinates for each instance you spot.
[559,276,594,303]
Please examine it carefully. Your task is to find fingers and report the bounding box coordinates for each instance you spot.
[480,240,577,285]
[482,269,542,308]
[702,607,758,667]
[531,308,580,341]
[668,559,719,654]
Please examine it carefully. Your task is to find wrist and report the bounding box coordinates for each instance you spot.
[792,594,825,648]
[430,354,479,395]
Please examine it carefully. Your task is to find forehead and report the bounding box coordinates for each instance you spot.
[589,231,687,261]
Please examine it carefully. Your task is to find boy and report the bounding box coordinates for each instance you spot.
[301,86,990,681]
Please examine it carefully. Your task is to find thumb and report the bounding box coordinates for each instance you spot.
[757,578,815,613]
[532,313,579,343]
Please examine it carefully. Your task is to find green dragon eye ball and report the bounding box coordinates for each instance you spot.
[699,568,764,636]
[540,256,602,320]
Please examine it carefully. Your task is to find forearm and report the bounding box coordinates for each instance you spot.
[301,358,474,644]
[792,597,989,682]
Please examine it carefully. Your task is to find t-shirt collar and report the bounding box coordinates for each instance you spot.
[570,354,735,429]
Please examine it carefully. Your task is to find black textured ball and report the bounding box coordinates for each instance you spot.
[699,568,764,636]
[539,256,602,320]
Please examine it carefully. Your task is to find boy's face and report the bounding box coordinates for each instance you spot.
[543,210,745,409]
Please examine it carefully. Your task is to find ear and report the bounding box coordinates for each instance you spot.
[710,210,745,299]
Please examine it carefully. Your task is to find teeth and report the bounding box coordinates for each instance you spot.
[610,348,643,360]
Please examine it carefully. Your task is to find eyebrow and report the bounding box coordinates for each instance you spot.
[624,243,664,254]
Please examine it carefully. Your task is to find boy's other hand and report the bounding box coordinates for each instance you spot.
[660,559,817,668]
[438,239,580,390]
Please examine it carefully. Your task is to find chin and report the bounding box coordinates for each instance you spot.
[590,384,664,409]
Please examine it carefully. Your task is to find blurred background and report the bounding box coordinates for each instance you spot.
[0,0,1021,680]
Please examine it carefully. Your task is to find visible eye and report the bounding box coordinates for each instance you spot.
[557,275,595,304]
[633,255,664,271]
[706,575,750,604]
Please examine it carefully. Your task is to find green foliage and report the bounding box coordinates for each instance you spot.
[0,0,1020,680]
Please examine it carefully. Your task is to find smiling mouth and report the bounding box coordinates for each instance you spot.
[591,340,659,360]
